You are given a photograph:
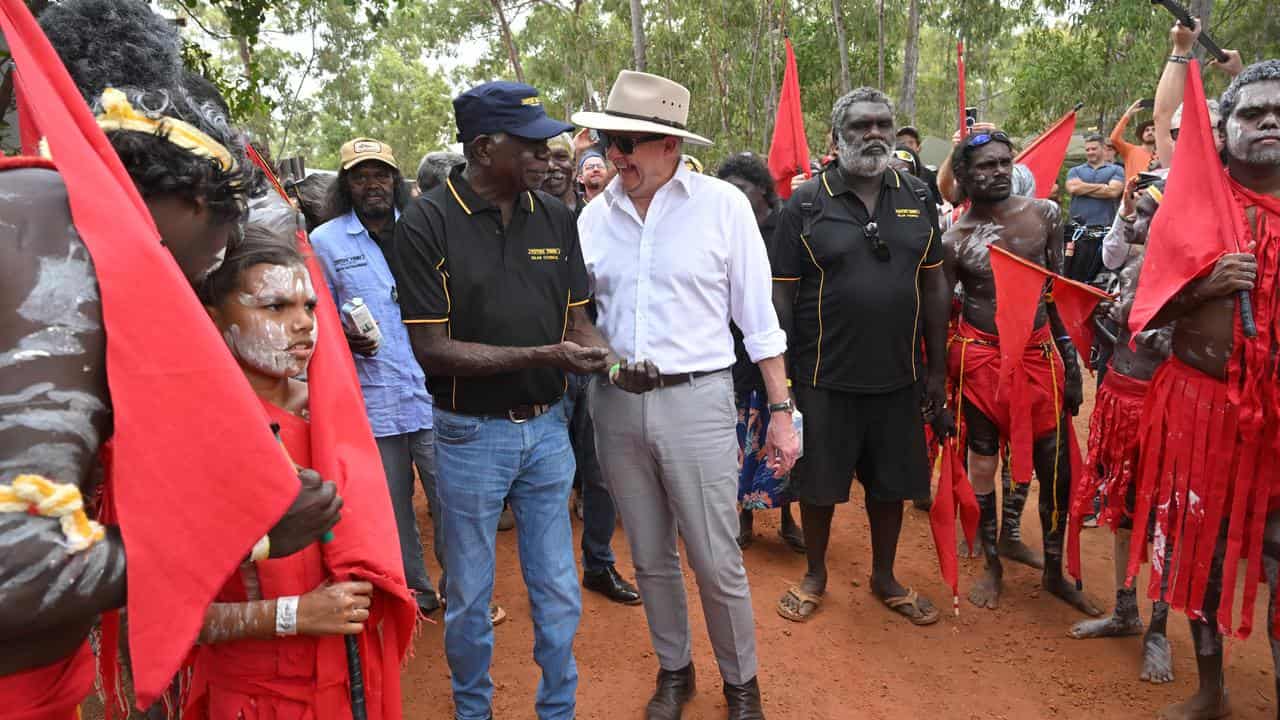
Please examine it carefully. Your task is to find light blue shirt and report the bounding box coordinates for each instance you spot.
[311,210,433,436]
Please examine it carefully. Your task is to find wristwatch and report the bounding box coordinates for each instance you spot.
[768,399,794,414]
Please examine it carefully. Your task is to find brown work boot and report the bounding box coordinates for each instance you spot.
[645,663,695,720]
[723,676,765,720]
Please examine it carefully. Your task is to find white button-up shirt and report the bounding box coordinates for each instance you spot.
[578,162,787,374]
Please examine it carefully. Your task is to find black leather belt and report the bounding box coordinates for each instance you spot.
[657,368,727,388]
[466,403,552,423]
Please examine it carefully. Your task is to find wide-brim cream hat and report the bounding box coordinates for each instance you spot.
[572,70,713,147]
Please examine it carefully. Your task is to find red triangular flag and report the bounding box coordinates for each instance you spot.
[1130,60,1246,338]
[1016,109,1078,200]
[930,439,981,616]
[1049,274,1111,368]
[0,0,302,707]
[767,38,810,201]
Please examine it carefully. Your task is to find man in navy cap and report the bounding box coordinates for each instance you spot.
[392,81,618,720]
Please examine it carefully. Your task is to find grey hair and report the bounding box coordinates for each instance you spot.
[1220,59,1280,125]
[830,87,895,130]
[417,151,466,191]
[1171,99,1221,130]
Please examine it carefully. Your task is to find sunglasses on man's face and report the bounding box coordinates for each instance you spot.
[599,131,667,155]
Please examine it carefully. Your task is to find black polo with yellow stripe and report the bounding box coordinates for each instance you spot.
[769,165,942,394]
[390,168,589,414]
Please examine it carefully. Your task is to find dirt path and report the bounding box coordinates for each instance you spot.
[402,384,1279,719]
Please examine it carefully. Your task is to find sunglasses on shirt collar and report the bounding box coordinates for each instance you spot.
[864,221,890,262]
[598,131,668,155]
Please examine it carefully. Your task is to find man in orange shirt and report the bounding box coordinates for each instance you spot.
[1109,100,1157,179]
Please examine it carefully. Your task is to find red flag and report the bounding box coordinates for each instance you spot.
[0,0,304,706]
[1130,60,1246,338]
[246,149,417,718]
[1049,273,1111,367]
[768,38,810,200]
[957,41,967,139]
[1016,108,1079,199]
[930,439,980,615]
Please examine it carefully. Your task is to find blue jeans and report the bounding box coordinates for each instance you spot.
[434,400,580,720]
[566,374,616,573]
[374,429,444,603]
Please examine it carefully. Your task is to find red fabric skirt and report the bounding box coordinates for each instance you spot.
[1084,369,1151,531]
[1125,357,1280,639]
[0,641,94,720]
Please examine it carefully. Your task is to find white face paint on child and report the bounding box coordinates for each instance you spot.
[214,263,317,379]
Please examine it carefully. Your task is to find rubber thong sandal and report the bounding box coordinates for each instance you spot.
[882,589,940,626]
[776,585,823,622]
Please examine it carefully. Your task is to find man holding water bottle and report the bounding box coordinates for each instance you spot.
[770,88,952,627]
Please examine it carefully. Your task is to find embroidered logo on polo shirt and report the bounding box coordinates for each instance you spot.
[895,208,921,218]
[527,247,561,261]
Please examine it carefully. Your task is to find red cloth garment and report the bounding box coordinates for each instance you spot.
[0,0,302,708]
[0,641,94,720]
[767,38,809,201]
[929,438,980,613]
[184,403,374,720]
[1015,108,1079,200]
[1079,368,1151,532]
[245,151,417,719]
[1125,358,1280,640]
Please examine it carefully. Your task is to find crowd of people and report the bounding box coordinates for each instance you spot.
[2,0,1280,719]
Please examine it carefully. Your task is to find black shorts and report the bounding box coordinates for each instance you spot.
[790,382,931,506]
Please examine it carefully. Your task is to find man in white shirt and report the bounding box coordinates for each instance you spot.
[574,71,798,720]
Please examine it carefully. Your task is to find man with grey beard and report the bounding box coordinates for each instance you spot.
[770,87,952,626]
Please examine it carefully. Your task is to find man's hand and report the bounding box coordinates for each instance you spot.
[298,581,374,636]
[268,469,343,558]
[763,410,800,475]
[1124,99,1145,118]
[345,328,380,357]
[951,122,997,146]
[1170,18,1201,56]
[790,174,807,192]
[929,407,957,442]
[920,372,947,424]
[547,341,609,374]
[1064,367,1084,416]
[1197,253,1257,299]
[1120,175,1141,218]
[1212,49,1244,78]
[611,359,660,394]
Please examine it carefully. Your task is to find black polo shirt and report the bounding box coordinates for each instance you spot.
[769,166,942,394]
[391,169,590,414]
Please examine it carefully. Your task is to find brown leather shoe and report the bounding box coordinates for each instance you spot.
[723,676,765,720]
[645,663,695,720]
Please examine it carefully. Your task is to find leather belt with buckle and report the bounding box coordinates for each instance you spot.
[657,368,726,388]
[499,403,550,423]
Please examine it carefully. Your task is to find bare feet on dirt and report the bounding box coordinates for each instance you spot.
[1043,574,1102,616]
[1068,612,1143,639]
[1140,631,1175,684]
[997,536,1045,569]
[968,567,1002,609]
[1157,689,1230,720]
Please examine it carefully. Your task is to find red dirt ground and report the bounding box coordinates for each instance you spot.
[400,383,1279,720]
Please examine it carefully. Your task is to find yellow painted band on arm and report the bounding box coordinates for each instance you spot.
[1,475,105,553]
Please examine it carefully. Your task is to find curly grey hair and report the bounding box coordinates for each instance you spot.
[417,151,467,191]
[830,87,895,130]
[1219,59,1280,124]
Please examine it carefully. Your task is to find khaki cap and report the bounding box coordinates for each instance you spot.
[339,137,398,171]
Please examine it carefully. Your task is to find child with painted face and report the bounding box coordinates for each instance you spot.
[189,224,377,718]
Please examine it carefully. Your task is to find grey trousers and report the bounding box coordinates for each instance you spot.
[375,429,445,601]
[588,370,758,685]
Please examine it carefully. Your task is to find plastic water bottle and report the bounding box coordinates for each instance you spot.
[792,407,804,459]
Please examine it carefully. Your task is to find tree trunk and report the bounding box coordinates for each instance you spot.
[832,0,851,94]
[490,0,525,83]
[898,0,920,123]
[876,0,885,90]
[629,0,647,72]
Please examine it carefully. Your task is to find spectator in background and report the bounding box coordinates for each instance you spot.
[895,126,943,204]
[1103,139,1121,169]
[578,149,610,204]
[1109,101,1157,180]
[311,138,445,617]
[1064,133,1124,282]
[417,150,466,193]
[716,152,805,555]
[544,132,582,214]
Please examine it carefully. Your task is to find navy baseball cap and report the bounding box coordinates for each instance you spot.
[454,81,574,143]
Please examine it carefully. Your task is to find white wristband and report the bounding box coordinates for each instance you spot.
[275,595,299,636]
[250,534,271,563]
